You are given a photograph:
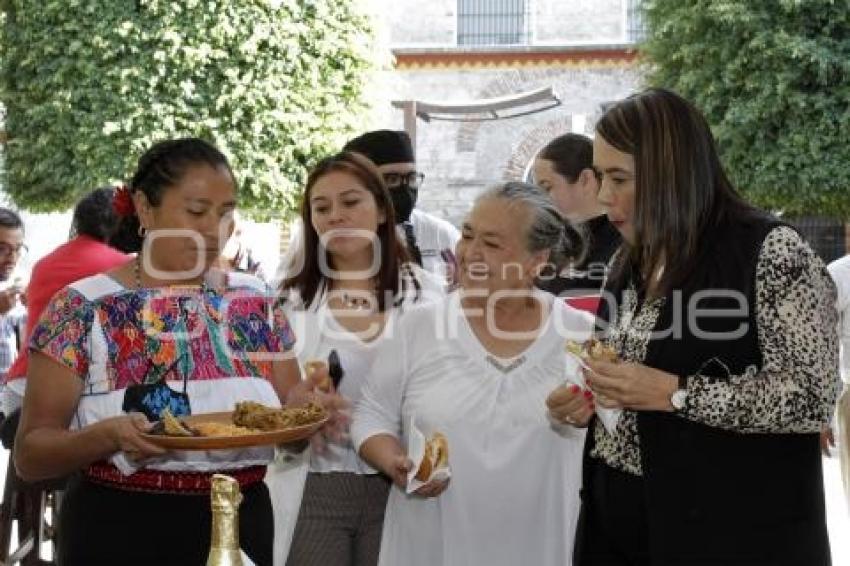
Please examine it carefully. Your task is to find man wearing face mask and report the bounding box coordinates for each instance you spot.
[343,130,460,282]
[0,209,26,381]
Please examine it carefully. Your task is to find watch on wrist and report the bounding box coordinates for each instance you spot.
[670,375,688,411]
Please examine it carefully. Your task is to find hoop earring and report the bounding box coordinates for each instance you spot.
[137,225,147,238]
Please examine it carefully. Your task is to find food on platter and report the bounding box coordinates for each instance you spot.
[232,401,326,431]
[151,402,326,438]
[414,432,449,482]
[191,421,258,437]
[159,408,196,436]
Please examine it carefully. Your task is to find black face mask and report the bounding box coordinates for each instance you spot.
[390,185,418,224]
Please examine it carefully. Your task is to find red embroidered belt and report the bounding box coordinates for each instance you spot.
[85,462,267,495]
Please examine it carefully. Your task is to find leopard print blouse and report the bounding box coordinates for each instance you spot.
[590,226,841,476]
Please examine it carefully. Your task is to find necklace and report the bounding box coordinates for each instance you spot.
[134,254,143,289]
[333,279,378,312]
[341,291,375,311]
[133,254,211,291]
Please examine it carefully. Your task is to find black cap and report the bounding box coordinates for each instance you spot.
[343,130,414,165]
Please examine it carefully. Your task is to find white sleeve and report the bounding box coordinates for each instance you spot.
[350,317,409,451]
[828,256,850,313]
[436,217,460,251]
[828,256,850,382]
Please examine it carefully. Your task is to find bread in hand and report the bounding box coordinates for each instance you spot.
[415,432,449,481]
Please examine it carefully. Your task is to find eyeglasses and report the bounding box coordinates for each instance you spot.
[0,243,27,259]
[383,172,425,189]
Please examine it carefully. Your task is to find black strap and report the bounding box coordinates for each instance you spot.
[401,222,423,266]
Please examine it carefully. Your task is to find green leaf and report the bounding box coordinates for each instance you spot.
[641,0,850,218]
[0,0,377,219]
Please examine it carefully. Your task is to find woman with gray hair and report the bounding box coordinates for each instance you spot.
[350,182,593,566]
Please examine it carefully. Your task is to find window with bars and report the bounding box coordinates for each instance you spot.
[457,0,531,47]
[626,0,646,43]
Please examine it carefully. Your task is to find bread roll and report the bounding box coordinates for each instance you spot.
[415,432,449,481]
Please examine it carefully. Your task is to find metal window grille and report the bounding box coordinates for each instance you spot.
[626,0,646,43]
[787,216,847,264]
[457,0,531,46]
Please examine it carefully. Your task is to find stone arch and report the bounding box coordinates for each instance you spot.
[456,68,558,153]
[502,116,575,181]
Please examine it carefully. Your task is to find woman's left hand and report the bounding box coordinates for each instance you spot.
[583,358,678,412]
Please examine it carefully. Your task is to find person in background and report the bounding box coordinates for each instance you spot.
[343,130,459,284]
[532,133,621,300]
[0,208,26,381]
[276,151,444,566]
[14,138,337,566]
[352,182,590,566]
[215,211,265,279]
[548,88,838,566]
[1,188,130,418]
[827,255,850,508]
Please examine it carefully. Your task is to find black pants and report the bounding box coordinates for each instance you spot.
[57,476,274,566]
[574,460,651,566]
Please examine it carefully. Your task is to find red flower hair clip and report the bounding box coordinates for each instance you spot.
[113,185,135,217]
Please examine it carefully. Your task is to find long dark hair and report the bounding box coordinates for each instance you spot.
[281,151,411,311]
[596,88,753,294]
[114,138,235,253]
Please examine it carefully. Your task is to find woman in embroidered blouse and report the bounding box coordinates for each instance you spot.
[351,182,591,566]
[14,138,328,566]
[273,151,445,566]
[547,88,839,565]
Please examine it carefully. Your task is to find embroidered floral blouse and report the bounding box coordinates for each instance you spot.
[28,272,296,472]
[32,275,294,390]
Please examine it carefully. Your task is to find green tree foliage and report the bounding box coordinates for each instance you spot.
[0,0,376,218]
[641,0,850,218]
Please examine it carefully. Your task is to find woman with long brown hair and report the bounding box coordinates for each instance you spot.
[547,88,839,565]
[274,151,445,566]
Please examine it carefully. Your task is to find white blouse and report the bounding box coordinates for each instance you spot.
[351,291,592,566]
[266,264,446,565]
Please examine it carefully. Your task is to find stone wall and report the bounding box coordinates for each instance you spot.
[379,64,641,226]
[535,0,625,43]
[372,0,641,227]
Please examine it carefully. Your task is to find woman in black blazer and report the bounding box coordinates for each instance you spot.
[547,88,839,565]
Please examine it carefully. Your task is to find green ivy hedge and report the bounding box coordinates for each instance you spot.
[641,0,850,219]
[0,0,376,218]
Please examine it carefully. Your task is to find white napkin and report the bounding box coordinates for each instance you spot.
[405,415,451,495]
[564,351,622,433]
[110,452,141,476]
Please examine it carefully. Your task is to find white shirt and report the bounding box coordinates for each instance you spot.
[828,255,850,382]
[351,291,592,566]
[407,209,460,279]
[286,266,446,474]
[266,265,445,565]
